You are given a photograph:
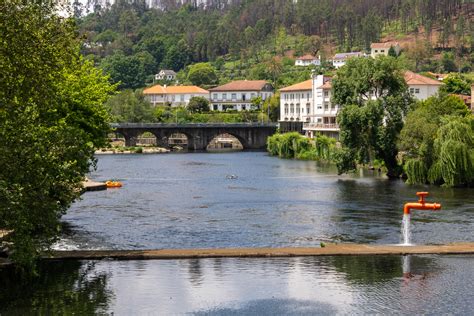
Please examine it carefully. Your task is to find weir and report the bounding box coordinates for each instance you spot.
[47,243,474,261]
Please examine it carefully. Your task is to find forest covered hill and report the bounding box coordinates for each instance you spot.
[76,0,474,89]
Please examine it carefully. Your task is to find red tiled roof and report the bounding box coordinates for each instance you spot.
[404,71,443,86]
[143,85,208,94]
[371,42,400,49]
[280,80,312,92]
[297,54,317,61]
[209,80,271,92]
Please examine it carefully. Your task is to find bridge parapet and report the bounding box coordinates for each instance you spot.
[110,122,278,150]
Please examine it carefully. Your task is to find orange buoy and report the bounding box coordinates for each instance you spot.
[106,180,122,188]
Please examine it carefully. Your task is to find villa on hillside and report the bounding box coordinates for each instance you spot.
[295,54,321,67]
[155,69,177,81]
[332,52,365,68]
[143,85,209,107]
[404,71,443,100]
[370,42,401,58]
[280,71,444,139]
[209,80,274,111]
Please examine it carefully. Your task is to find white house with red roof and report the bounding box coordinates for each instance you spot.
[143,85,209,107]
[295,54,321,67]
[370,42,401,58]
[279,80,313,122]
[404,71,443,100]
[209,80,274,111]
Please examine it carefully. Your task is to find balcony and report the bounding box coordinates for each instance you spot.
[303,123,340,131]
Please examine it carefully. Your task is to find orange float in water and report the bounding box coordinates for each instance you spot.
[106,181,122,188]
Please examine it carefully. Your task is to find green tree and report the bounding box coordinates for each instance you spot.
[332,56,413,177]
[0,1,115,269]
[400,94,472,187]
[263,93,280,122]
[105,90,155,122]
[187,63,218,86]
[440,73,472,95]
[187,96,210,113]
[440,52,458,73]
[100,52,146,89]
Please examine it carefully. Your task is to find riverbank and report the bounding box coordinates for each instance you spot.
[96,146,169,155]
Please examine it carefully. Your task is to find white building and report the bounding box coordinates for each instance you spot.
[332,52,365,68]
[370,42,401,58]
[404,71,443,100]
[278,71,444,139]
[155,69,177,81]
[295,54,321,67]
[304,75,340,139]
[209,80,274,111]
[143,85,209,107]
[279,80,313,122]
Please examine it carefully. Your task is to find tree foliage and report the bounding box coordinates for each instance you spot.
[187,63,218,86]
[333,56,413,177]
[0,1,115,269]
[106,89,155,122]
[187,96,210,113]
[399,93,473,187]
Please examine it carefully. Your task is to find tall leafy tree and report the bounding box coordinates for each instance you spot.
[0,1,115,269]
[333,56,413,177]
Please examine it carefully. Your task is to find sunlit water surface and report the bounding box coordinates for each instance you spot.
[59,152,474,250]
[1,255,473,315]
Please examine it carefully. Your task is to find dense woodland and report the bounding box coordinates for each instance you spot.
[76,0,474,89]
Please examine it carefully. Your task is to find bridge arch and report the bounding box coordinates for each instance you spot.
[206,132,245,151]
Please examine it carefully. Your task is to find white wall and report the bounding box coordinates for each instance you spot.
[210,90,274,111]
[408,84,440,101]
[280,90,312,122]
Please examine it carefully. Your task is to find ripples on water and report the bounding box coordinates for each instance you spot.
[1,255,473,314]
[59,152,474,250]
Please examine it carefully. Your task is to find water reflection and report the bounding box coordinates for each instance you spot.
[1,255,472,315]
[0,261,113,315]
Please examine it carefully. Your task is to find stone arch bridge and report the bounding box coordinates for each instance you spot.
[111,123,278,150]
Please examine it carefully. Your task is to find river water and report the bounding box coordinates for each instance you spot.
[59,152,473,249]
[2,152,474,314]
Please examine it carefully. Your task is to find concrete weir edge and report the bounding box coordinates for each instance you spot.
[47,242,474,261]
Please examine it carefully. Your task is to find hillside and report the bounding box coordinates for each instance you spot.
[76,0,474,89]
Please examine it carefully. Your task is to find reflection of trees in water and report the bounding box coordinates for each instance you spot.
[0,260,113,314]
[188,259,204,286]
[326,255,439,285]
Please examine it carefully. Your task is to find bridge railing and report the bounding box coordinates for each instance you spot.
[110,122,279,128]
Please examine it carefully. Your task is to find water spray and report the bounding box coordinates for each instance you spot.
[401,192,441,245]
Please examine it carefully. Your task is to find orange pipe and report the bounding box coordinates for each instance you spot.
[403,192,441,215]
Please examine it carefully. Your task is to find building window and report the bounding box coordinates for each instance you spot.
[381,50,385,53]
[213,104,218,110]
[375,50,378,53]
[180,95,184,102]
[324,102,329,110]
[213,93,217,100]
[251,93,256,99]
[242,94,246,101]
[242,104,246,110]
[231,93,236,100]
[410,88,414,94]
[223,93,227,100]
[324,91,329,97]
[415,88,420,94]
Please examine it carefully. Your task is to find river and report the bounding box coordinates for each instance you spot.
[59,152,473,249]
[1,152,473,314]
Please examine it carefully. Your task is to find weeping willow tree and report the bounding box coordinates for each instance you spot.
[400,94,473,187]
[267,132,336,161]
[427,117,474,187]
